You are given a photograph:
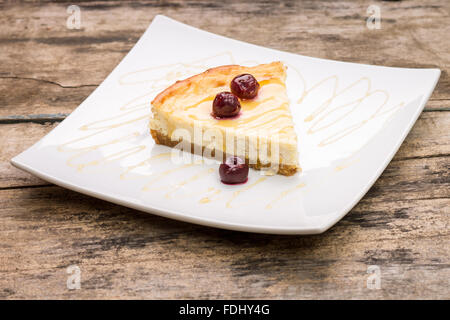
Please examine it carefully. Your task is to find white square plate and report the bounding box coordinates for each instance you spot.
[12,15,440,234]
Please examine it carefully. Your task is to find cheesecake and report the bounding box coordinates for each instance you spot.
[150,61,300,176]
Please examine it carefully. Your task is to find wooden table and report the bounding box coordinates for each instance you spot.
[0,0,449,299]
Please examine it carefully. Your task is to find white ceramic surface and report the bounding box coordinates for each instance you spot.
[11,15,440,234]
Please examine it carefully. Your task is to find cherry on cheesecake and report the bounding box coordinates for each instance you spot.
[212,92,241,118]
[219,156,249,184]
[230,74,260,99]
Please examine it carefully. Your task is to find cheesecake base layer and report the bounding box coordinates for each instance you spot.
[150,129,299,176]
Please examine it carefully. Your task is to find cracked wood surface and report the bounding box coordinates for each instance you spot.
[0,0,449,299]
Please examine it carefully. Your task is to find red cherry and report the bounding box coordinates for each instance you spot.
[230,74,260,99]
[212,92,241,118]
[219,156,249,184]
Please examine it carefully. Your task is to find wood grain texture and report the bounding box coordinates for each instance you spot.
[0,187,448,299]
[0,0,449,299]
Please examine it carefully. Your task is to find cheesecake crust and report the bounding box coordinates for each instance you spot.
[150,129,299,176]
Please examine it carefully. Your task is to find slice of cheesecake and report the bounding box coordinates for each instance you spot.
[150,61,300,176]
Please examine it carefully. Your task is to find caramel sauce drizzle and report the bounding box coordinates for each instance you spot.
[164,168,215,199]
[334,158,360,172]
[182,78,293,135]
[120,152,172,180]
[225,177,267,208]
[141,163,195,191]
[199,188,222,204]
[265,182,306,209]
[60,132,142,171]
[296,75,404,147]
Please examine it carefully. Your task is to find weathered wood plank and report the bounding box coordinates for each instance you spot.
[0,0,448,118]
[0,186,448,299]
[0,122,58,188]
[0,77,95,118]
[1,111,449,190]
[393,111,450,160]
[1,0,449,300]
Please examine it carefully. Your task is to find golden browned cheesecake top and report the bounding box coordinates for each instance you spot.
[152,62,286,110]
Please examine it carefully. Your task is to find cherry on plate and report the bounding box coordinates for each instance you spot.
[219,156,249,184]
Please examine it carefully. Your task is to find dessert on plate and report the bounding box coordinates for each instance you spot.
[150,61,300,177]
